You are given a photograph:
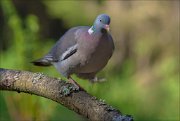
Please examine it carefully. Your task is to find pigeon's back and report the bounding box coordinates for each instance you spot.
[48,26,89,61]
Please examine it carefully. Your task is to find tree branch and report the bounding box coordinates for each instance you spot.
[0,68,133,121]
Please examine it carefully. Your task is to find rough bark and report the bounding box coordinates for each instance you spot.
[0,68,133,121]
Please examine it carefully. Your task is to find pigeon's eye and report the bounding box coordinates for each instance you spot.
[100,19,102,22]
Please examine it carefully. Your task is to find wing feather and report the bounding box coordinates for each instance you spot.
[60,44,78,61]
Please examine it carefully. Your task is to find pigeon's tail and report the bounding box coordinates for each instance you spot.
[31,57,53,67]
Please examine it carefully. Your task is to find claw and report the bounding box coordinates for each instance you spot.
[68,78,85,91]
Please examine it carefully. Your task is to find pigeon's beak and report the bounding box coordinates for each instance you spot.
[104,24,110,31]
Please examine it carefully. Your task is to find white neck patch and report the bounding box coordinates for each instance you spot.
[88,26,94,35]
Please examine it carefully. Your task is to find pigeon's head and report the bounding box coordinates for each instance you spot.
[93,14,111,32]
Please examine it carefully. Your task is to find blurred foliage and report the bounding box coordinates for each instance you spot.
[0,0,179,121]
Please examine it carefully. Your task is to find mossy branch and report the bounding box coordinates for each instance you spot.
[0,68,133,121]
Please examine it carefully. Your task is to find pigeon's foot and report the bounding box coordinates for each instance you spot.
[90,77,107,83]
[68,78,84,91]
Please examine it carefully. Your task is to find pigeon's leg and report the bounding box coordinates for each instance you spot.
[90,77,107,83]
[77,73,107,83]
[67,77,84,91]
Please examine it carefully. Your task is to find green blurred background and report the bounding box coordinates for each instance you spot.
[0,0,179,121]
